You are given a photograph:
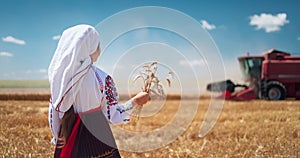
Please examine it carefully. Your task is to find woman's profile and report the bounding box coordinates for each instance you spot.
[48,24,149,158]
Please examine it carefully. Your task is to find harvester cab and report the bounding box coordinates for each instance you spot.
[238,56,264,98]
[238,56,263,81]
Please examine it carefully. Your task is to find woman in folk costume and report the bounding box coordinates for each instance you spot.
[48,24,149,158]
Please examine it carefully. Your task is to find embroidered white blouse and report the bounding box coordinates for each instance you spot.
[48,66,135,144]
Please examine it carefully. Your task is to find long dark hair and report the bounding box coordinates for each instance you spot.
[60,106,75,144]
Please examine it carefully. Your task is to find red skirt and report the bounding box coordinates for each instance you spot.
[54,109,121,158]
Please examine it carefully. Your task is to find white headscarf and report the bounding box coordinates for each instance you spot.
[48,24,100,114]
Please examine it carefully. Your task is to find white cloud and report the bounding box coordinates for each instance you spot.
[2,73,9,77]
[42,75,48,79]
[297,37,300,40]
[249,13,289,33]
[2,36,26,45]
[0,52,13,57]
[52,35,61,40]
[179,59,205,67]
[25,70,32,74]
[200,20,216,30]
[38,69,47,73]
[24,69,47,74]
[0,72,15,79]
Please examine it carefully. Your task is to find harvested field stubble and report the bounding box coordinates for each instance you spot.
[0,99,299,157]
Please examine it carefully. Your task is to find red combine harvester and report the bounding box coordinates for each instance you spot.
[207,49,300,100]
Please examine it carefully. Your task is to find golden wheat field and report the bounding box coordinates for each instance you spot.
[0,96,299,158]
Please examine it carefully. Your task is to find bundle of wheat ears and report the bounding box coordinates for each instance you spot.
[130,61,173,126]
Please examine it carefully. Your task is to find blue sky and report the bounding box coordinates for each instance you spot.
[0,0,300,84]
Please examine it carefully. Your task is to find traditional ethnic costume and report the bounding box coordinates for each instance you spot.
[48,25,134,158]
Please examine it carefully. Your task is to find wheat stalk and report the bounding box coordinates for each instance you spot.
[131,61,173,126]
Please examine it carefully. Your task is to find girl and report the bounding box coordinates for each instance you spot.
[48,24,149,158]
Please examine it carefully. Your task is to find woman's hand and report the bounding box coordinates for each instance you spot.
[132,92,150,105]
